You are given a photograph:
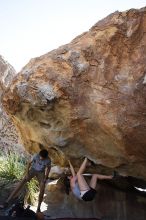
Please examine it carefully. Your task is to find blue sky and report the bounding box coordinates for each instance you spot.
[0,0,146,71]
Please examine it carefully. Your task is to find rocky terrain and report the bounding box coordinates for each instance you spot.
[42,178,146,220]
[1,7,146,220]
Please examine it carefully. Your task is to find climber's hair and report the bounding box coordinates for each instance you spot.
[63,176,70,195]
[39,149,48,159]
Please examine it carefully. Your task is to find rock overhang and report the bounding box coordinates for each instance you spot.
[2,7,146,181]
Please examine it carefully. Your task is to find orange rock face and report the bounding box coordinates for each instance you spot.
[2,8,146,179]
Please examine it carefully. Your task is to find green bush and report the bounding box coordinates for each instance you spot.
[0,152,39,204]
[26,178,39,205]
[0,152,26,180]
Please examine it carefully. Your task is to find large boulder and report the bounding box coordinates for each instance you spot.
[2,8,146,179]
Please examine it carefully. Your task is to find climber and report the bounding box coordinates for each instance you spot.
[0,148,51,212]
[66,158,113,201]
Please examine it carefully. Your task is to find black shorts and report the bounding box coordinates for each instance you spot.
[81,188,97,201]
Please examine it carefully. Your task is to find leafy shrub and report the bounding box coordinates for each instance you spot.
[0,152,39,204]
[0,152,26,180]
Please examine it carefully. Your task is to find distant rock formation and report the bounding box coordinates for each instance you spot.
[0,55,15,89]
[2,8,146,180]
[0,56,23,153]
